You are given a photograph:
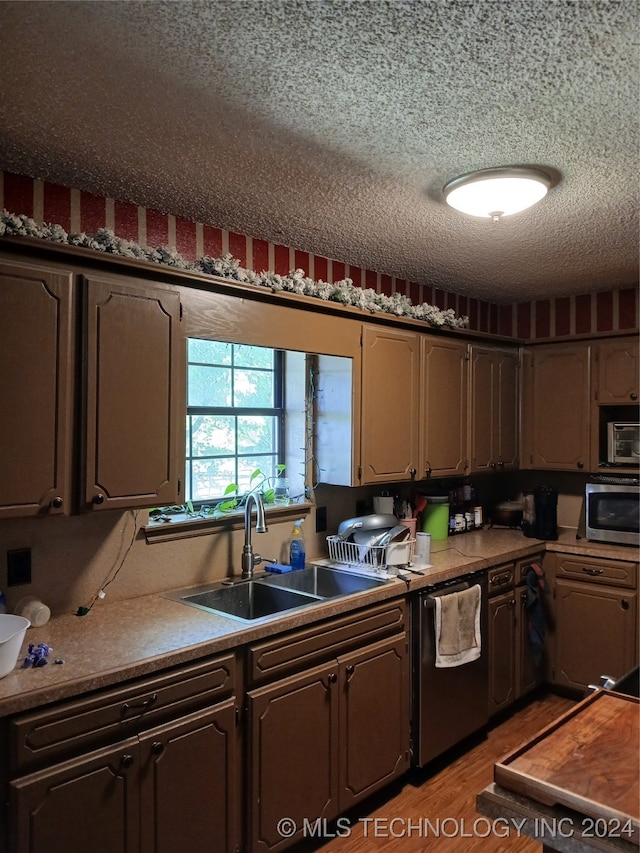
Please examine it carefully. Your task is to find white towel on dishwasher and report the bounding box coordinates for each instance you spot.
[434,584,481,668]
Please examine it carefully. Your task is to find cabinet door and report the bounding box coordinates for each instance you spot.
[595,338,639,404]
[360,326,420,483]
[420,337,468,477]
[468,347,494,472]
[139,702,238,853]
[338,634,409,812]
[0,260,74,518]
[496,349,519,468]
[553,579,638,692]
[488,591,516,716]
[247,661,339,852]
[83,275,185,510]
[10,737,140,853]
[522,343,590,471]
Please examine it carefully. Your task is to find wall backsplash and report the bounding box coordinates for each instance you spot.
[1,170,636,340]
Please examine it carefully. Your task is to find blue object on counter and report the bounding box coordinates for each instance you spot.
[265,563,293,574]
[289,518,306,570]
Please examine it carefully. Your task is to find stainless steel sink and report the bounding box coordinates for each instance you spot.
[262,564,388,598]
[170,581,321,622]
[166,565,390,623]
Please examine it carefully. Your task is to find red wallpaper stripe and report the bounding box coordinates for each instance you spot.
[333,261,345,283]
[380,274,393,296]
[618,287,637,330]
[294,249,309,275]
[575,293,592,335]
[349,265,363,287]
[43,183,71,231]
[535,300,551,338]
[274,244,290,276]
[203,224,223,258]
[252,238,268,273]
[80,191,106,235]
[176,217,197,262]
[4,173,33,217]
[228,231,247,267]
[596,291,614,332]
[314,256,328,282]
[365,269,377,290]
[516,302,531,339]
[114,200,139,242]
[146,209,169,248]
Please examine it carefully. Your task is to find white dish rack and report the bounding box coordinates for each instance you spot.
[326,534,415,571]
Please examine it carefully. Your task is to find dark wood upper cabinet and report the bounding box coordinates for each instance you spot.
[0,259,74,518]
[82,275,185,511]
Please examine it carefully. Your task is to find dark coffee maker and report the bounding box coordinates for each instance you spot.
[532,484,558,540]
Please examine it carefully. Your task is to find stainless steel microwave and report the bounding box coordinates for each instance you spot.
[585,482,640,547]
[607,422,640,465]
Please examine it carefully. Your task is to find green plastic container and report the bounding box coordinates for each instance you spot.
[421,497,450,540]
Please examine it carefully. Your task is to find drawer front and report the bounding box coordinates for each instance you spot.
[488,563,515,595]
[555,555,637,589]
[247,599,407,686]
[10,653,235,774]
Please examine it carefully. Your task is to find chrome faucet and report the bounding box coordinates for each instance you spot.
[241,491,268,579]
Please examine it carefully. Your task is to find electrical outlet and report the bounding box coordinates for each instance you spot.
[7,548,31,586]
[315,506,327,533]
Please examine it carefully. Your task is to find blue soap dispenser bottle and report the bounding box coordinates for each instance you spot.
[289,518,306,570]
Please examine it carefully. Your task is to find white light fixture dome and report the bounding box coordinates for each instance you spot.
[443,166,551,222]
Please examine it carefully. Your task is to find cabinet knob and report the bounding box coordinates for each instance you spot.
[425,467,432,478]
[621,599,630,611]
[328,672,338,684]
[92,493,105,505]
[577,461,584,469]
[345,664,355,681]
[631,392,638,401]
[50,497,63,509]
[409,468,417,479]
[497,461,504,469]
[489,462,496,470]
[121,754,134,769]
[151,741,165,756]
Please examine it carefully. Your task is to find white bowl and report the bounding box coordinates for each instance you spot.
[0,614,30,678]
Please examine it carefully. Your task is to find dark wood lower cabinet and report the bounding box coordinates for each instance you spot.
[488,589,516,716]
[9,703,237,853]
[247,634,409,853]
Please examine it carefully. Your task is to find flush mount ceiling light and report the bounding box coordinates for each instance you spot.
[443,166,551,222]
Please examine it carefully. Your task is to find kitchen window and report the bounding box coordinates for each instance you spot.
[186,339,285,503]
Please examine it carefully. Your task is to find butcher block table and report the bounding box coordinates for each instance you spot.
[478,690,640,853]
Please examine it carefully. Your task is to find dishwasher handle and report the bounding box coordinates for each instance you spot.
[422,581,471,607]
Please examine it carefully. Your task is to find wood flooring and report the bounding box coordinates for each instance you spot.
[297,691,575,853]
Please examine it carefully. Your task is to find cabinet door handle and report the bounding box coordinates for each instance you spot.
[621,599,630,610]
[409,468,417,479]
[631,392,638,401]
[345,664,355,681]
[120,754,134,769]
[121,693,158,715]
[582,567,604,576]
[92,493,105,505]
[577,461,584,469]
[425,467,432,478]
[328,672,338,684]
[151,741,165,756]
[497,461,504,469]
[50,496,64,509]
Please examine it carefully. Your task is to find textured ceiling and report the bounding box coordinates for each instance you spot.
[0,0,638,303]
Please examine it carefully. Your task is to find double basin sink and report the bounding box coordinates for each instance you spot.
[167,565,389,623]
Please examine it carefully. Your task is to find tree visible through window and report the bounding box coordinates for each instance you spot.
[185,339,284,503]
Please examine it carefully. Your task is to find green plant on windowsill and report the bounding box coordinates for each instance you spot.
[149,465,287,523]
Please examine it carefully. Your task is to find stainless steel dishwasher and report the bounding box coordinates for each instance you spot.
[411,571,489,766]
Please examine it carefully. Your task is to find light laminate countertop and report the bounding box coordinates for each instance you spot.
[0,528,636,717]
